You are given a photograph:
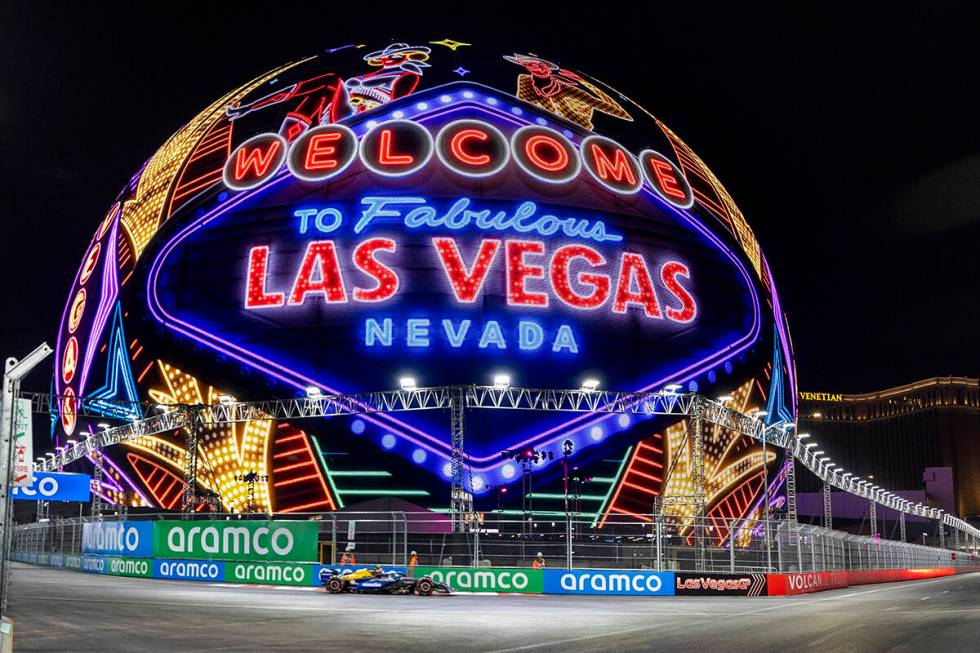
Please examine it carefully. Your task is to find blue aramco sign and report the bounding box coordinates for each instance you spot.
[10,472,91,502]
[543,569,675,596]
[81,521,154,558]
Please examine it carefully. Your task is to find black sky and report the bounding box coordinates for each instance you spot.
[1,2,977,393]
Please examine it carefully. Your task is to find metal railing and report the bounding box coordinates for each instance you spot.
[12,511,980,574]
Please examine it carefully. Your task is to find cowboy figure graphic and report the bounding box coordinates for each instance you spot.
[504,53,632,130]
[344,42,432,114]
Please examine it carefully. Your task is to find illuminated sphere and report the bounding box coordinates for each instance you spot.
[53,39,795,521]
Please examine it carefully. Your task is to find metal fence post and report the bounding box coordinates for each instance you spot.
[796,523,803,571]
[330,513,337,565]
[776,522,783,572]
[655,512,663,572]
[729,518,735,573]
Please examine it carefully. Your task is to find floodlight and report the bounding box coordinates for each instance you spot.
[493,374,511,389]
[399,377,418,391]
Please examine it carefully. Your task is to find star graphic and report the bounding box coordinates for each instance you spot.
[431,38,471,51]
[453,66,470,77]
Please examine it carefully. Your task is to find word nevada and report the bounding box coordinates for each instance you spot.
[222,118,694,208]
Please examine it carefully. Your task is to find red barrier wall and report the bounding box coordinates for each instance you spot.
[767,568,957,596]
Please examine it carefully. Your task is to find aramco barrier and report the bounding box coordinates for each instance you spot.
[11,512,980,596]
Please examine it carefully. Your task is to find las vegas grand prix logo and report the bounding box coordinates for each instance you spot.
[223,118,699,354]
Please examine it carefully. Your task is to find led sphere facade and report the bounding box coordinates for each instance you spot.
[53,39,796,534]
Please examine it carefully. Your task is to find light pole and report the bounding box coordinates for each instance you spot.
[1,343,53,617]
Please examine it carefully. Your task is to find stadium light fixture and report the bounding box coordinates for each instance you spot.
[217,394,234,405]
[805,442,817,448]
[399,377,418,391]
[813,450,824,455]
[305,386,322,398]
[493,374,511,389]
[97,423,110,430]
[581,379,600,392]
[797,432,810,439]
[717,395,734,404]
[663,383,682,393]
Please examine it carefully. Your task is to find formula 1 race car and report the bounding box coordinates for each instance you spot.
[319,567,452,596]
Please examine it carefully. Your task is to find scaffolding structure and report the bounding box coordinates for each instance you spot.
[23,386,980,541]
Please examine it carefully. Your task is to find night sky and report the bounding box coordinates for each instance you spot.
[1,3,977,394]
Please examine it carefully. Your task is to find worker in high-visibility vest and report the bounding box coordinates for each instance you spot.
[408,550,418,575]
[532,552,546,569]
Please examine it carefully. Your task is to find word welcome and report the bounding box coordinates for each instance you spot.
[223,118,694,209]
[245,237,697,323]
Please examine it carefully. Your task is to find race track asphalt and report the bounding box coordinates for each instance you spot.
[7,563,980,652]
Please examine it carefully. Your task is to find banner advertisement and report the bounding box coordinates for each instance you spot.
[414,567,543,593]
[543,569,674,596]
[674,572,768,597]
[12,398,33,487]
[81,555,107,574]
[106,557,153,578]
[11,472,92,502]
[64,555,83,571]
[767,571,849,596]
[153,559,225,582]
[152,520,319,563]
[225,561,310,586]
[82,521,154,557]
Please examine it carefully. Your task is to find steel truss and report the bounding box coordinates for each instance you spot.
[26,386,980,541]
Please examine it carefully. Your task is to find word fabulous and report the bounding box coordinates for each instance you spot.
[222,118,694,208]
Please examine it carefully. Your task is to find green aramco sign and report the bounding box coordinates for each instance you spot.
[152,520,318,562]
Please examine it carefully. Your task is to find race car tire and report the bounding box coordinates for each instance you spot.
[326,577,345,594]
[416,578,434,596]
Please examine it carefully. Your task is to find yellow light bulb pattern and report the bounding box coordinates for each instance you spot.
[126,360,274,513]
[661,379,775,529]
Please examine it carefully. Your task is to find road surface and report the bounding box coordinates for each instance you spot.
[7,564,980,652]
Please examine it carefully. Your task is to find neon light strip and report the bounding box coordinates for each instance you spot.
[593,445,633,526]
[146,84,763,477]
[338,489,430,496]
[329,470,392,477]
[527,493,605,501]
[496,509,599,518]
[80,219,121,394]
[308,436,344,509]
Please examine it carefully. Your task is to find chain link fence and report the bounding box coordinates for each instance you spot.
[12,511,980,574]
